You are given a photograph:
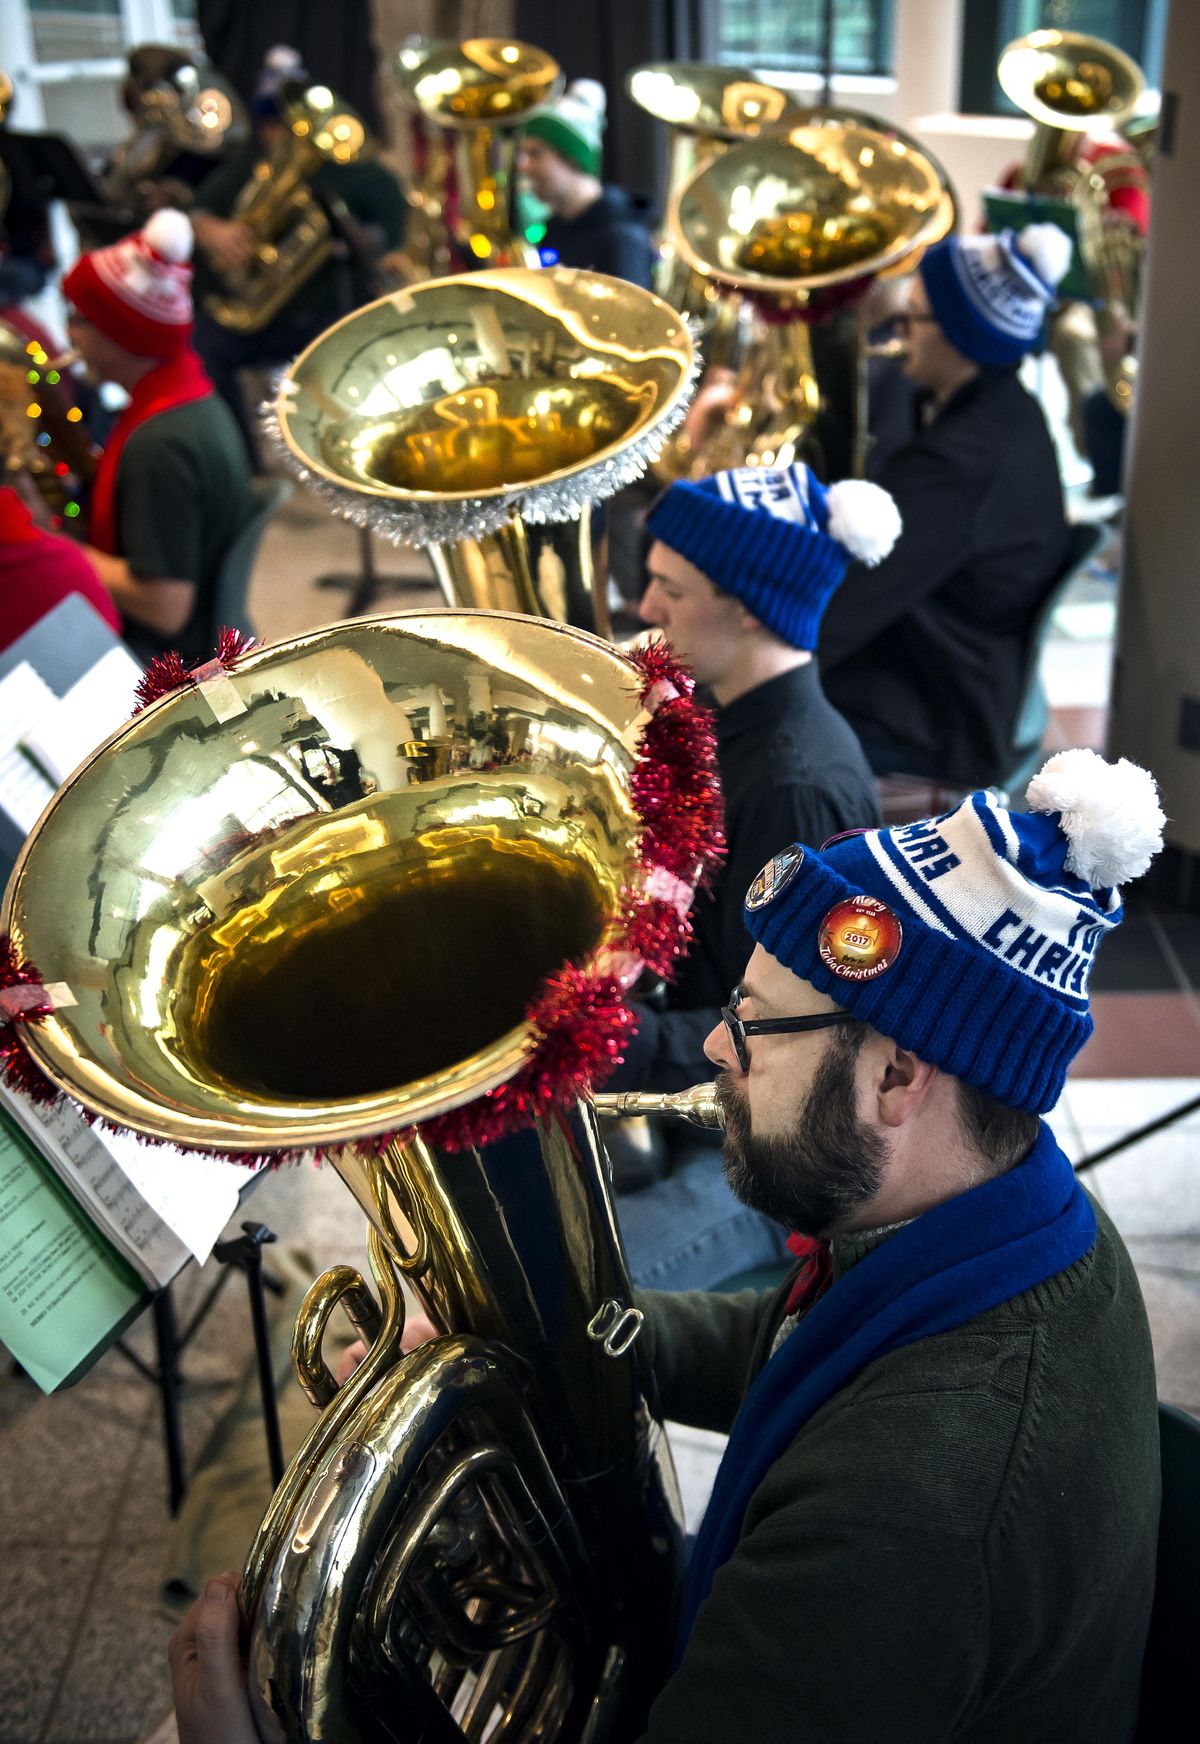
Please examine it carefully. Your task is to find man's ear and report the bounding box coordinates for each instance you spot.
[873,1038,939,1130]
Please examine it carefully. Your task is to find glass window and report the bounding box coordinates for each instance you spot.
[27,2,123,65]
[717,0,894,79]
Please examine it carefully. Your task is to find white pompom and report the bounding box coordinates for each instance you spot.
[142,209,193,265]
[1015,222,1073,290]
[264,44,305,74]
[1026,748,1165,888]
[825,479,902,566]
[567,78,607,119]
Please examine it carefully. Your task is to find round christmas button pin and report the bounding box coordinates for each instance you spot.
[818,895,902,981]
[745,844,804,911]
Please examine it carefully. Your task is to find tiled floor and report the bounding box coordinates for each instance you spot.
[3,481,1200,1743]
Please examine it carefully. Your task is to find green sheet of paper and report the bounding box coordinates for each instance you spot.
[981,190,1091,303]
[0,1104,146,1391]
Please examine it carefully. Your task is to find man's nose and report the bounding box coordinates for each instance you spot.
[638,586,665,627]
[704,1018,734,1071]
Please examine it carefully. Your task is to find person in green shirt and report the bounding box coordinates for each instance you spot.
[169,749,1166,1744]
[61,207,254,665]
[189,48,408,462]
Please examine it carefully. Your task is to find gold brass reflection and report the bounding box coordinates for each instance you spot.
[626,62,800,138]
[275,267,693,513]
[998,30,1144,134]
[1,612,649,1152]
[405,38,562,127]
[672,118,949,301]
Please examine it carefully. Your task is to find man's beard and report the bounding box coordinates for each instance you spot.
[717,1029,887,1238]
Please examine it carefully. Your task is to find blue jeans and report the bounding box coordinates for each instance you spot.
[618,1143,792,1291]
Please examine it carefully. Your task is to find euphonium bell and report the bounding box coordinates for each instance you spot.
[270,265,697,635]
[665,114,949,475]
[1,610,724,1740]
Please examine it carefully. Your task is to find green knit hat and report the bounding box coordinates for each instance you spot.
[524,78,606,176]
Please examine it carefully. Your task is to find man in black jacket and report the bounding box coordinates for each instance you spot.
[610,460,893,1288]
[518,79,655,288]
[820,224,1074,788]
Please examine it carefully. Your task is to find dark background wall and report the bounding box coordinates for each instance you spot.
[513,0,717,200]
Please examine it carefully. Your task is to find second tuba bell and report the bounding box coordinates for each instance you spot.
[269,264,697,635]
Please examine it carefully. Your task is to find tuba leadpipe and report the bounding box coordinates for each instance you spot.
[593,1083,725,1130]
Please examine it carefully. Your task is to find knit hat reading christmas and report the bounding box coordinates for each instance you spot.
[645,461,901,651]
[919,222,1073,368]
[523,78,607,177]
[62,209,194,359]
[742,749,1166,1112]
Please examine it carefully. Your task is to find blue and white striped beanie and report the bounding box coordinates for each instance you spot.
[919,222,1073,367]
[645,462,901,651]
[742,750,1165,1112]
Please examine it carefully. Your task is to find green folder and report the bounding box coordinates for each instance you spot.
[981,189,1092,303]
[0,1103,147,1391]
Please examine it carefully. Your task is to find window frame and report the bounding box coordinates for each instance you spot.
[715,0,896,82]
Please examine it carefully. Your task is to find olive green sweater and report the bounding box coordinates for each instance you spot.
[636,1197,1159,1743]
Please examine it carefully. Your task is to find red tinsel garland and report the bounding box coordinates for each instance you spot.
[404,642,725,1153]
[0,938,64,1105]
[134,626,255,713]
[2,636,725,1160]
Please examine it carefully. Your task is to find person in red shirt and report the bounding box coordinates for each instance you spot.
[0,484,119,653]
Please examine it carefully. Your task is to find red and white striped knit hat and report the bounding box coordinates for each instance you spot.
[62,209,194,359]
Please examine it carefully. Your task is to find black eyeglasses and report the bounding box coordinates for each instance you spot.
[720,988,863,1073]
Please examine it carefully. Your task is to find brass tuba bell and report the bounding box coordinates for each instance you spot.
[398,38,563,271]
[666,114,949,475]
[2,609,723,1740]
[105,43,248,208]
[202,80,368,335]
[269,265,697,635]
[998,28,1144,193]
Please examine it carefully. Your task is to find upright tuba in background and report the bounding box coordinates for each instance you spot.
[202,80,367,335]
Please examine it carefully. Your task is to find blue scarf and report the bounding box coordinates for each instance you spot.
[675,1122,1095,1650]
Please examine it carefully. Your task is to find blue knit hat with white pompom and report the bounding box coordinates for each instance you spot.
[919,222,1074,368]
[645,461,901,651]
[741,749,1166,1112]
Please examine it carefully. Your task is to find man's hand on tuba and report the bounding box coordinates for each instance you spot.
[335,1307,439,1385]
[169,1574,261,1744]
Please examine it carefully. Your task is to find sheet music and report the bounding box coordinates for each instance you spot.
[21,645,142,785]
[0,662,57,834]
[99,1128,254,1268]
[7,1095,191,1289]
[0,1083,253,1282]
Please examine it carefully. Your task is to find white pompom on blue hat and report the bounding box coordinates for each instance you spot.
[919,222,1074,368]
[645,461,901,650]
[741,749,1165,1112]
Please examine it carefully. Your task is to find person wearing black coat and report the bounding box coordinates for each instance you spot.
[820,224,1074,789]
[518,79,655,288]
